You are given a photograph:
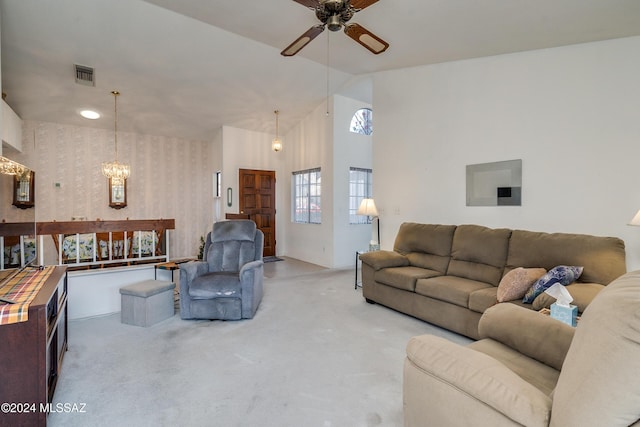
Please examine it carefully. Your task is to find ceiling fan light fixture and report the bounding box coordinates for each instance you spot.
[327,14,342,31]
[283,0,388,56]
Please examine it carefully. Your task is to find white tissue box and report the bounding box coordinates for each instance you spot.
[550,302,578,327]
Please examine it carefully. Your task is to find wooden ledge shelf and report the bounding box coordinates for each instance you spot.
[36,219,175,235]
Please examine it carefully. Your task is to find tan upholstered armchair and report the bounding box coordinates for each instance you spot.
[403,270,640,427]
[179,220,264,320]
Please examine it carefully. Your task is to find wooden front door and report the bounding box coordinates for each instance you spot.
[239,169,276,257]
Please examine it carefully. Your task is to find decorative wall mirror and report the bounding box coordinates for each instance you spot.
[466,159,522,206]
[109,178,127,209]
[13,170,35,209]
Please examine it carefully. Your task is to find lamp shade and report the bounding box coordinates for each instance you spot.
[357,198,378,216]
[629,210,640,226]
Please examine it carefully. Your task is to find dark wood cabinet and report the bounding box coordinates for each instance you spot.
[0,266,67,427]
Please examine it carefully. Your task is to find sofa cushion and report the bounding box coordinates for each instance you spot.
[447,225,512,285]
[506,229,626,285]
[550,270,640,426]
[416,275,493,308]
[189,271,240,299]
[406,252,449,274]
[522,265,583,304]
[406,335,553,427]
[468,339,560,396]
[394,223,456,273]
[531,282,605,312]
[497,267,547,302]
[375,266,441,292]
[468,287,499,313]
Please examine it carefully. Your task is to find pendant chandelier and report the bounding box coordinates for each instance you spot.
[0,155,26,175]
[102,90,130,183]
[272,110,283,152]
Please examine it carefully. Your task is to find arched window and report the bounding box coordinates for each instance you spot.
[350,108,373,135]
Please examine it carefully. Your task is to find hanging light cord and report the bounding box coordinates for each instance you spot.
[112,90,120,162]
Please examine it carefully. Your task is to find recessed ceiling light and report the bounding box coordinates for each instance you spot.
[80,110,100,120]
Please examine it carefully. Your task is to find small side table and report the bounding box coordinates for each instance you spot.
[155,262,180,281]
[355,250,368,289]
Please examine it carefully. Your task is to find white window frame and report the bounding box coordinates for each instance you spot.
[349,108,373,135]
[349,167,373,224]
[292,167,322,224]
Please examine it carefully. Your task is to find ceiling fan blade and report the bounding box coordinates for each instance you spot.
[344,23,389,54]
[281,25,325,56]
[293,0,320,9]
[350,0,379,11]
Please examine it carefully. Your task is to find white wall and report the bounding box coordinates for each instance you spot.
[2,100,22,151]
[373,36,640,270]
[332,94,373,267]
[220,125,287,253]
[211,127,223,223]
[280,100,333,266]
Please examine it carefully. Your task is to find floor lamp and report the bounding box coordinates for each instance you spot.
[357,198,380,251]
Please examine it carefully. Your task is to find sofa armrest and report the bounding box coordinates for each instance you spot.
[178,260,209,319]
[359,250,408,271]
[240,260,264,318]
[405,334,551,427]
[179,260,208,289]
[479,303,575,371]
[240,260,264,281]
[532,282,605,312]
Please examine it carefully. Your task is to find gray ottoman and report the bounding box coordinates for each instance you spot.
[120,280,175,327]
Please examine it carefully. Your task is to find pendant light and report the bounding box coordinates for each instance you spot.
[101,90,130,183]
[272,110,283,152]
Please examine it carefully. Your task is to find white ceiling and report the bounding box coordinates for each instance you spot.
[2,0,640,141]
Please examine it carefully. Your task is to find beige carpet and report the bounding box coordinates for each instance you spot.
[49,266,471,427]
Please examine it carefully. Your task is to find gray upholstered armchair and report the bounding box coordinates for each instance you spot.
[179,220,264,320]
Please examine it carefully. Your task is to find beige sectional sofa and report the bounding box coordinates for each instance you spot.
[403,269,640,426]
[359,222,626,339]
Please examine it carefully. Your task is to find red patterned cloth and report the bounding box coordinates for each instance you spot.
[0,266,55,325]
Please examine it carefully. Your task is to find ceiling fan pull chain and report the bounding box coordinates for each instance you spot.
[326,31,330,116]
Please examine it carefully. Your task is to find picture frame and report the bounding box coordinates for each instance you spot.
[109,178,127,209]
[466,159,522,206]
[13,170,35,209]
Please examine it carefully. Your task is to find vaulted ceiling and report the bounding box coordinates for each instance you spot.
[2,0,640,141]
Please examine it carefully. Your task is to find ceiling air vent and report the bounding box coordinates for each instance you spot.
[74,64,95,86]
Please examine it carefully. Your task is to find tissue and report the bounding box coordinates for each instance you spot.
[545,283,578,326]
[544,283,573,307]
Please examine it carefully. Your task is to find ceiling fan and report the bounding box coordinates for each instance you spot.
[281,0,389,57]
